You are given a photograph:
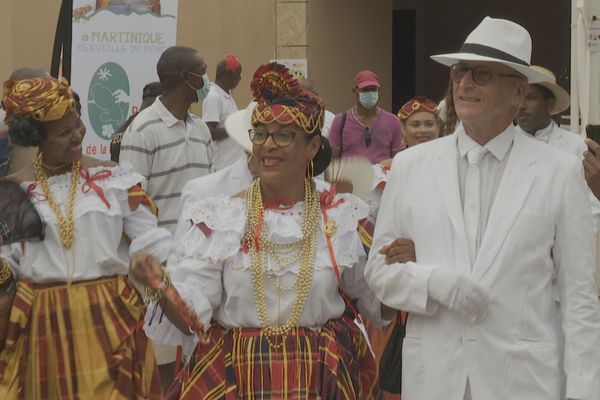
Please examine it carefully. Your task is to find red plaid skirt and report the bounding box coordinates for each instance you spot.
[0,276,162,399]
[167,317,383,399]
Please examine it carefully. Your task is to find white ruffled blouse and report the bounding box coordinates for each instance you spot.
[0,163,171,282]
[145,191,383,349]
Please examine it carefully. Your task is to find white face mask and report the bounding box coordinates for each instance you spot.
[186,72,211,102]
[358,91,379,109]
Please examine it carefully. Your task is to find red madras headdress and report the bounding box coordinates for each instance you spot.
[250,62,324,135]
[2,76,75,123]
[397,96,439,121]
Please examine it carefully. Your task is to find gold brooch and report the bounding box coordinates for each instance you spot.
[325,220,337,237]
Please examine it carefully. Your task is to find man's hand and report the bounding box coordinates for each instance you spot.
[428,268,491,322]
[129,251,163,286]
[583,139,600,200]
[379,238,416,265]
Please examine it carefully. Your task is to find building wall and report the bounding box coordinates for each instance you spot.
[307,0,393,114]
[417,0,571,101]
[0,0,275,112]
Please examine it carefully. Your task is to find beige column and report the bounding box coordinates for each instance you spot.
[275,0,308,59]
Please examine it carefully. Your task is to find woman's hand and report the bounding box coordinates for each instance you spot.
[379,238,416,265]
[129,251,163,286]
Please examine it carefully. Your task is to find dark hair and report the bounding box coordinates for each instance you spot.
[142,81,163,100]
[8,115,45,147]
[156,46,200,91]
[532,84,555,101]
[313,135,332,176]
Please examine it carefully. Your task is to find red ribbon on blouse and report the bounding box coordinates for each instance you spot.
[80,168,112,209]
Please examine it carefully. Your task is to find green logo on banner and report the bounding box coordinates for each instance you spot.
[87,62,130,140]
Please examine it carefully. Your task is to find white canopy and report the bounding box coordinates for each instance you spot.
[571,0,600,134]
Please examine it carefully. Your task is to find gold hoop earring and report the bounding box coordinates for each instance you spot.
[306,159,314,178]
[247,153,253,167]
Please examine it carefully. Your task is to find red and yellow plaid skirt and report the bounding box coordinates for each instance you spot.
[0,275,162,399]
[167,317,383,400]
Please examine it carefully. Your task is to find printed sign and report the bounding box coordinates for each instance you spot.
[71,0,178,158]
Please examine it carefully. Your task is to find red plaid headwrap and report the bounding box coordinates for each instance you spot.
[397,96,439,121]
[2,76,74,123]
[250,63,324,135]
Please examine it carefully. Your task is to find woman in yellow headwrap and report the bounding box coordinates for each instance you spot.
[130,63,384,399]
[0,75,169,398]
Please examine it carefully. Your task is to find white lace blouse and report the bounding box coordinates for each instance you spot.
[145,191,383,350]
[0,163,171,282]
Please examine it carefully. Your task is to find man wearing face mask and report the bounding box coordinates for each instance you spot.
[202,54,245,171]
[329,70,405,164]
[119,46,215,390]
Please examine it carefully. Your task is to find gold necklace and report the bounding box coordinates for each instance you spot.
[244,178,320,348]
[33,152,80,249]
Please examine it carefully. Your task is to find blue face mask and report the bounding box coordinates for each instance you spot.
[187,73,211,102]
[358,91,379,109]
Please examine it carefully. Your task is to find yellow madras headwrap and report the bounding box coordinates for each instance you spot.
[2,76,75,123]
[250,62,324,135]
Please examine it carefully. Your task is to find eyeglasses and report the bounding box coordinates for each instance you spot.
[248,128,296,147]
[364,127,372,147]
[450,63,524,86]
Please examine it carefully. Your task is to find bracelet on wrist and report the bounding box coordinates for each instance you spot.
[143,261,170,303]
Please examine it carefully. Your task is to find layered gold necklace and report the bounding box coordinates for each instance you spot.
[33,152,80,249]
[244,178,320,347]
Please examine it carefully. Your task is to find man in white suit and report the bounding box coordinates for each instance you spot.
[365,17,600,400]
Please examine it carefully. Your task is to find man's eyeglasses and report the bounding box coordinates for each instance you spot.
[248,128,296,147]
[450,63,524,86]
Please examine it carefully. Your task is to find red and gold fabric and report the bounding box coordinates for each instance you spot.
[2,76,75,123]
[128,185,159,216]
[166,317,382,400]
[250,63,325,135]
[397,96,439,122]
[0,275,162,399]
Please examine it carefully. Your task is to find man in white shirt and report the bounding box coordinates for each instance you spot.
[120,46,214,386]
[202,54,245,170]
[516,65,600,230]
[366,17,600,400]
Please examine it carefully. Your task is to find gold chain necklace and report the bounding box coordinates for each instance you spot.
[33,152,80,249]
[244,178,320,348]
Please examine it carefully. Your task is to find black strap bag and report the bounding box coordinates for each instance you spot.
[378,312,406,394]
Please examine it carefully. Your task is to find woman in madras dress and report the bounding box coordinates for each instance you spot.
[131,63,384,399]
[0,76,169,398]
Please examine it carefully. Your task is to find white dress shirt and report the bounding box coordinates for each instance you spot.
[457,124,514,250]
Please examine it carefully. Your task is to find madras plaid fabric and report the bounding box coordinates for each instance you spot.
[128,185,159,216]
[167,317,382,400]
[0,275,162,399]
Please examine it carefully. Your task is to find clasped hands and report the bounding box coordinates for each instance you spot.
[379,238,490,322]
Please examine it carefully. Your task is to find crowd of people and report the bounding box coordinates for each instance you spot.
[0,15,600,400]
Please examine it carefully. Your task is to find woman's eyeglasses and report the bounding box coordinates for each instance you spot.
[450,63,524,86]
[248,128,296,147]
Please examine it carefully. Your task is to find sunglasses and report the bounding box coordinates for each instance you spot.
[450,63,524,86]
[248,128,296,147]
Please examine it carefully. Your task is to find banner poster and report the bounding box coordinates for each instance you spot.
[71,0,178,159]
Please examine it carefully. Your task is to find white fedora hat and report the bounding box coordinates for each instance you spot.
[224,101,256,153]
[431,17,551,84]
[529,65,570,115]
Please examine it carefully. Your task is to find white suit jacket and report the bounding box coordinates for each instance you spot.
[365,130,600,400]
[516,122,600,232]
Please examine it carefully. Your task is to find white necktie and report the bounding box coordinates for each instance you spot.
[464,147,487,266]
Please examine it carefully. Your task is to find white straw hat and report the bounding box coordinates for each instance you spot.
[224,101,256,153]
[431,17,552,84]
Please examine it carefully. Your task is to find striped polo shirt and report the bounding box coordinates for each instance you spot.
[120,97,214,232]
